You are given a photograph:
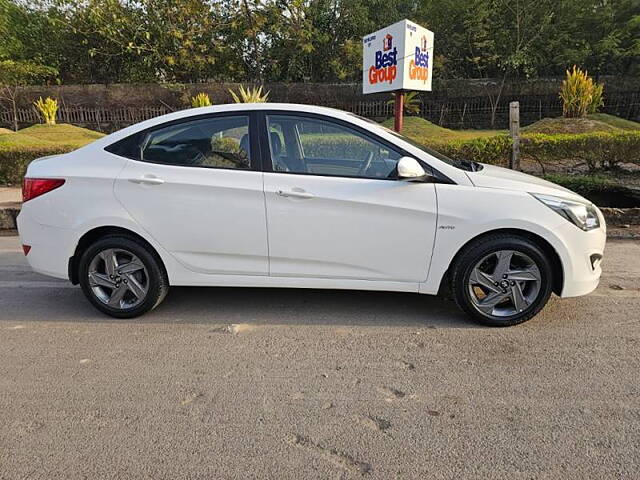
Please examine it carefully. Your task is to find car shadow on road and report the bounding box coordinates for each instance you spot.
[0,283,479,329]
[161,286,477,328]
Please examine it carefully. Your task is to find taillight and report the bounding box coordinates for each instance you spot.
[22,178,65,202]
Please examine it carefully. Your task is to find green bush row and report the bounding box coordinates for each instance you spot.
[300,134,375,160]
[1,130,639,186]
[0,144,74,185]
[426,130,640,170]
[427,135,512,166]
[520,131,640,171]
[300,130,640,171]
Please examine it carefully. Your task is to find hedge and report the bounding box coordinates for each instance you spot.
[426,135,512,166]
[1,129,639,185]
[301,131,640,170]
[300,133,374,160]
[520,131,640,172]
[426,130,640,170]
[0,144,74,185]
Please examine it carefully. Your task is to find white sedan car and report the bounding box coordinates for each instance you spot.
[18,104,606,326]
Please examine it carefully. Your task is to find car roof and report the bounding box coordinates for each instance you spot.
[86,103,365,149]
[82,102,471,186]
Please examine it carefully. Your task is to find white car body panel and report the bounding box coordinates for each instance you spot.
[263,172,437,282]
[113,157,269,276]
[17,103,606,303]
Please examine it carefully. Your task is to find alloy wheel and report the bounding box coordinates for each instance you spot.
[467,250,542,318]
[87,248,149,309]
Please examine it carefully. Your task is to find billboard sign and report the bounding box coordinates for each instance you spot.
[362,19,434,94]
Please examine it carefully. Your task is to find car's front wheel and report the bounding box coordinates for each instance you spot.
[451,234,554,326]
[78,235,169,318]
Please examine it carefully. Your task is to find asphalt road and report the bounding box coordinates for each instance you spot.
[1,235,639,479]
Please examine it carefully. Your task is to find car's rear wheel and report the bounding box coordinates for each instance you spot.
[78,235,169,318]
[451,234,554,326]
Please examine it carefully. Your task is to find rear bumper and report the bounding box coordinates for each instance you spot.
[17,210,76,280]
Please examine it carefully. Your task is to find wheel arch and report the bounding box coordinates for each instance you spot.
[437,228,564,297]
[68,225,167,285]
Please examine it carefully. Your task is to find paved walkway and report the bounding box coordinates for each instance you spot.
[0,187,20,205]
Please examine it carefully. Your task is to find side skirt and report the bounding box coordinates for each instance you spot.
[170,274,423,294]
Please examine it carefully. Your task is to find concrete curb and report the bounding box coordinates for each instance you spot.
[600,207,640,227]
[0,204,20,230]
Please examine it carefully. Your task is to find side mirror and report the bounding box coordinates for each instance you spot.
[397,156,429,181]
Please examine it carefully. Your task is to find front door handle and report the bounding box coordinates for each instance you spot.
[276,188,314,199]
[128,175,165,185]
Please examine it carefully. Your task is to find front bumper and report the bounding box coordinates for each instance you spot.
[556,214,606,298]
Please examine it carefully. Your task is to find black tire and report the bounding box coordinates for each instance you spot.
[78,235,169,318]
[450,234,554,327]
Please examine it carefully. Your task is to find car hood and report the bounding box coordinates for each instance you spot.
[466,164,588,202]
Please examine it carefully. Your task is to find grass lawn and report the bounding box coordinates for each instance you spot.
[0,132,57,147]
[523,114,640,134]
[384,114,640,143]
[381,117,504,143]
[15,124,104,148]
[587,113,640,130]
[0,128,15,135]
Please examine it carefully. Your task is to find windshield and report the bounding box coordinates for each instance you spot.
[348,113,480,172]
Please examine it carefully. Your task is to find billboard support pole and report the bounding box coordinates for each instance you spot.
[394,91,404,133]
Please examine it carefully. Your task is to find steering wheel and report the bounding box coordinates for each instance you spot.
[357,152,374,176]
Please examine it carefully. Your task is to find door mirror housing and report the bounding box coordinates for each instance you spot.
[397,157,429,181]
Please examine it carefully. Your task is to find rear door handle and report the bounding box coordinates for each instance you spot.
[128,175,165,185]
[276,188,314,199]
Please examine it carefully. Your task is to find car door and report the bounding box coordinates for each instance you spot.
[261,113,438,283]
[112,113,269,276]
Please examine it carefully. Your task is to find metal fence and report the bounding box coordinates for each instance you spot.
[2,90,639,132]
[0,106,174,131]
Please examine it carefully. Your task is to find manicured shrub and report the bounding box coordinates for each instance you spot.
[521,131,640,172]
[427,135,512,166]
[33,96,59,125]
[541,174,613,195]
[0,144,73,184]
[300,134,376,160]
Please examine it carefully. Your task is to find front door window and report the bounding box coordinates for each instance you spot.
[266,115,401,179]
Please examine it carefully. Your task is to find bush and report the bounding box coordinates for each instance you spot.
[427,135,512,166]
[0,144,73,184]
[426,130,640,171]
[229,85,269,103]
[521,131,640,171]
[33,97,59,125]
[190,92,212,107]
[541,174,613,195]
[559,66,604,118]
[300,134,373,160]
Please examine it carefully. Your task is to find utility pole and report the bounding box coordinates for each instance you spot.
[509,101,520,171]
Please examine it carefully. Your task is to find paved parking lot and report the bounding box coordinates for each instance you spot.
[1,235,639,479]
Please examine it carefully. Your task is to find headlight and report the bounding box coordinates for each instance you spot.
[531,193,600,231]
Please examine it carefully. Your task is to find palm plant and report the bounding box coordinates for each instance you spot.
[190,92,212,107]
[229,85,270,103]
[387,91,421,115]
